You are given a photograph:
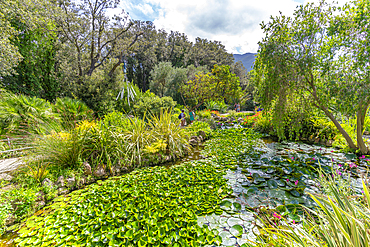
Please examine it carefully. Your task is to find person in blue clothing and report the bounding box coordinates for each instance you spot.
[189,110,195,124]
[180,109,186,126]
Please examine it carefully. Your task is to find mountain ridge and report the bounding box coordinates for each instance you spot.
[233,53,257,71]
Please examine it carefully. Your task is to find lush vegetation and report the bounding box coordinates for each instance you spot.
[254,0,370,154]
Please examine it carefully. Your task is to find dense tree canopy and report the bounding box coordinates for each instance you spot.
[255,0,370,153]
[181,64,243,110]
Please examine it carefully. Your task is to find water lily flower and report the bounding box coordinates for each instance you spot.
[286,179,289,182]
[360,155,365,159]
[291,157,294,160]
[273,212,282,219]
[366,159,369,161]
[293,220,296,224]
[338,164,342,167]
[295,180,298,186]
[312,157,316,160]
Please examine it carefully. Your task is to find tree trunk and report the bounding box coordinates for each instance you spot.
[356,112,368,154]
[321,106,357,150]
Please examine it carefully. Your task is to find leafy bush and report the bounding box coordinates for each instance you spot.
[185,121,212,138]
[0,197,12,234]
[204,100,228,113]
[0,91,59,137]
[133,90,176,118]
[52,97,94,129]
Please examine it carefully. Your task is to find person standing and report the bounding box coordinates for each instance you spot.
[189,110,195,124]
[236,103,240,112]
[180,109,186,126]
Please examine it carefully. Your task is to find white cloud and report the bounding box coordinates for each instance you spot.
[135,3,154,15]
[144,0,303,54]
[142,0,351,54]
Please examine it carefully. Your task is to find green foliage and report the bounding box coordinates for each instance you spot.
[15,162,232,246]
[185,121,212,138]
[255,0,370,153]
[0,197,12,235]
[259,178,370,247]
[181,64,243,110]
[205,100,229,113]
[53,97,94,129]
[0,91,60,137]
[149,110,189,158]
[133,91,177,118]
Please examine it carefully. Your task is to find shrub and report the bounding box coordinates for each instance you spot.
[185,121,212,138]
[133,90,176,118]
[52,97,94,129]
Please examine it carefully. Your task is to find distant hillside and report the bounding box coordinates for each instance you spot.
[233,53,257,71]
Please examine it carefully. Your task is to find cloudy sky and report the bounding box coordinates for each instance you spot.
[118,0,349,54]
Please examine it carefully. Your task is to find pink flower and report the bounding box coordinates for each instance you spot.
[312,158,316,160]
[338,164,342,167]
[286,179,289,182]
[273,212,282,219]
[360,155,365,159]
[293,220,296,224]
[295,180,298,186]
[366,159,369,161]
[291,157,294,160]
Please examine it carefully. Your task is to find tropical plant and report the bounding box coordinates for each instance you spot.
[148,110,189,158]
[133,91,177,118]
[0,91,59,136]
[53,97,94,129]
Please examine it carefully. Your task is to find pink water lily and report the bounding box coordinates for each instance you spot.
[286,179,289,182]
[273,212,282,219]
[295,180,298,186]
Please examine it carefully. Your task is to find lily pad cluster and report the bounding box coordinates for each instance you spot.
[15,162,233,246]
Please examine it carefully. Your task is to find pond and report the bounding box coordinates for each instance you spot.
[197,133,369,246]
[4,129,369,246]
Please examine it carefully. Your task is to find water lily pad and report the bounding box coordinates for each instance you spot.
[227,217,244,227]
[267,180,278,189]
[290,190,300,197]
[230,225,243,237]
[219,231,236,246]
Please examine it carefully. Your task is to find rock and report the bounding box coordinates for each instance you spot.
[36,201,46,208]
[42,178,53,187]
[237,117,244,123]
[56,176,65,187]
[189,139,198,146]
[214,115,221,121]
[35,191,45,201]
[66,177,76,187]
[326,140,334,147]
[77,177,87,187]
[93,165,106,178]
[189,136,199,146]
[364,131,370,135]
[319,139,327,145]
[83,161,92,175]
[198,130,206,139]
[5,214,15,226]
[198,135,204,142]
[58,187,68,195]
[0,173,13,181]
[112,165,121,175]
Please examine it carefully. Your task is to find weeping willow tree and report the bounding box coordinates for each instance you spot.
[254,0,370,153]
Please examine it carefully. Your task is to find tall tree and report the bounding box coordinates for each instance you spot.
[181,64,242,110]
[255,0,370,153]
